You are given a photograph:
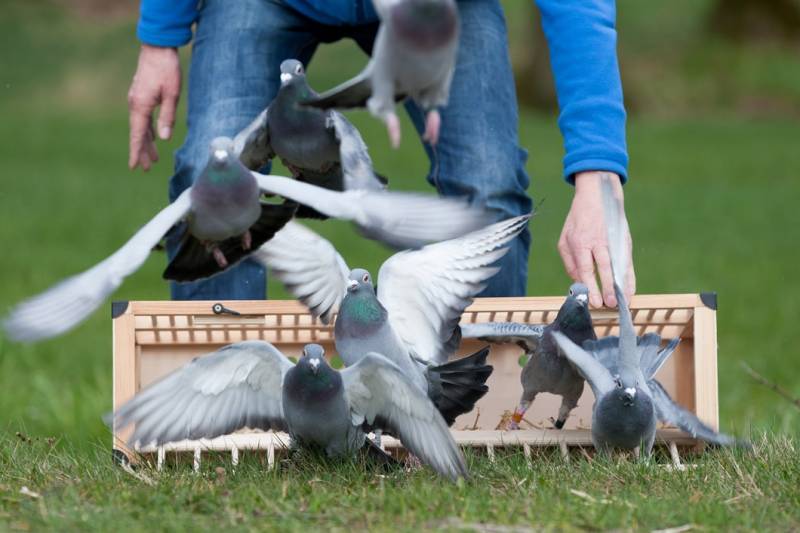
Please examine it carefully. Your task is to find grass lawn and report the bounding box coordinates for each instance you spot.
[2,433,798,531]
[1,1,799,530]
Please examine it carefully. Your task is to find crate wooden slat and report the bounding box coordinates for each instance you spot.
[112,294,718,462]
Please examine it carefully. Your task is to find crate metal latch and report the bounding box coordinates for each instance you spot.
[212,303,241,316]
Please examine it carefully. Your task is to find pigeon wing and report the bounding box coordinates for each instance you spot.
[642,336,680,380]
[3,189,193,342]
[377,215,529,365]
[302,69,375,110]
[233,107,275,170]
[108,340,294,448]
[460,322,544,353]
[252,172,492,249]
[552,331,615,398]
[342,352,467,480]
[649,379,748,448]
[329,111,385,191]
[251,222,349,324]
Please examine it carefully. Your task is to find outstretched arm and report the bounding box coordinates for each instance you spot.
[127,0,198,170]
[534,0,633,307]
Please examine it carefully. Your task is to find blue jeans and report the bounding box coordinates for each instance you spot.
[169,0,532,300]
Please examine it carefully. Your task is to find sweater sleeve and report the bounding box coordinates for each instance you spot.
[534,0,629,184]
[137,0,200,47]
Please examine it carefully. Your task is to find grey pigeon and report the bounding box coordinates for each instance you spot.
[302,0,459,147]
[234,59,387,218]
[460,282,596,430]
[3,138,490,342]
[255,215,530,424]
[165,137,297,281]
[110,341,468,480]
[551,175,749,454]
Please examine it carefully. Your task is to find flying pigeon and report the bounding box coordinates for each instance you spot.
[551,175,749,454]
[3,138,490,343]
[254,215,530,424]
[301,0,460,147]
[234,59,388,218]
[109,341,468,480]
[460,282,596,430]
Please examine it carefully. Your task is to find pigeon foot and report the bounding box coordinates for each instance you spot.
[422,109,441,146]
[212,247,229,269]
[508,408,525,431]
[385,112,401,149]
[241,230,252,251]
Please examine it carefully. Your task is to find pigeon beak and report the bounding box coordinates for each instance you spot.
[623,387,636,405]
[347,280,359,292]
[309,357,320,375]
[575,293,588,305]
[213,149,229,163]
[280,72,292,84]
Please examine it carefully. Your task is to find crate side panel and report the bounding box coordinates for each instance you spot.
[693,306,719,430]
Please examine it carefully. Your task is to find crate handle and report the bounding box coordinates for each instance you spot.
[212,303,241,316]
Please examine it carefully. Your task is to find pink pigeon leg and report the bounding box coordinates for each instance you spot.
[241,230,252,251]
[422,109,441,146]
[509,398,533,430]
[212,247,229,269]
[385,111,401,149]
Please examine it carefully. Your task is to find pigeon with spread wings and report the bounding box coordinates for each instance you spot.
[109,341,467,480]
[255,215,530,425]
[3,137,489,343]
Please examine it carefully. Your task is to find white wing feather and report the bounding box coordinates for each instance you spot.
[377,215,529,364]
[3,189,193,342]
[252,172,491,249]
[342,352,467,480]
[251,222,349,324]
[109,341,294,448]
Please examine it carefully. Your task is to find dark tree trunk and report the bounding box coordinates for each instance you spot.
[707,0,800,43]
[512,4,558,112]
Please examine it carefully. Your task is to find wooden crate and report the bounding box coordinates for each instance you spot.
[112,294,719,467]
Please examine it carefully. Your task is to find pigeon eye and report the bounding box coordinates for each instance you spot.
[362,273,369,283]
[614,377,622,388]
[295,65,303,74]
[569,289,574,296]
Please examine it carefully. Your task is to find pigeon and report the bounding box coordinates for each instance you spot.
[164,137,297,281]
[551,175,749,454]
[302,0,459,147]
[254,215,530,424]
[109,341,468,480]
[234,59,388,218]
[460,282,596,430]
[3,138,491,343]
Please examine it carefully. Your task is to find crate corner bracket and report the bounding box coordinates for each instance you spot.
[699,292,717,310]
[111,301,130,319]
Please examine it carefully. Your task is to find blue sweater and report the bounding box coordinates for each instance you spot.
[137,0,628,183]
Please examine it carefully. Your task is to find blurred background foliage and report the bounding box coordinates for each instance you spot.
[0,0,798,447]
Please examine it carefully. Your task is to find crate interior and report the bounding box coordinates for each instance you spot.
[121,296,701,444]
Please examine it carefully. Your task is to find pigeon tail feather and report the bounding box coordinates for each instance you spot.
[426,346,493,426]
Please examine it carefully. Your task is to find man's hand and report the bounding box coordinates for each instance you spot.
[558,171,635,308]
[127,45,181,171]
